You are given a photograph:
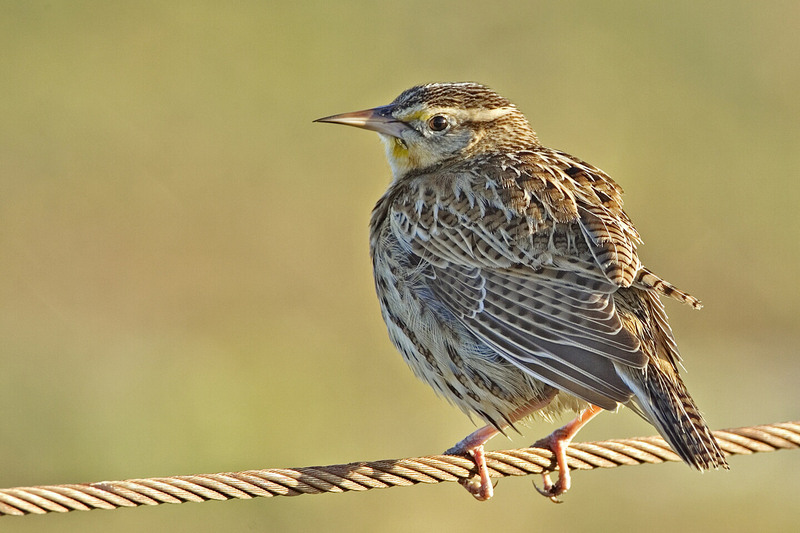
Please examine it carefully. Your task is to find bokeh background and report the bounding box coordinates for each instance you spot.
[2,1,798,531]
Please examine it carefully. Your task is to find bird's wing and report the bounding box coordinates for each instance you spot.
[389,150,648,408]
[428,263,642,409]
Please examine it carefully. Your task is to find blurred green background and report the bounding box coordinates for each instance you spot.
[1,1,798,531]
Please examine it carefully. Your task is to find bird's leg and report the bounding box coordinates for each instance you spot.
[532,404,603,503]
[445,390,558,501]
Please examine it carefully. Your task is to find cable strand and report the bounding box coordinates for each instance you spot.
[0,421,796,517]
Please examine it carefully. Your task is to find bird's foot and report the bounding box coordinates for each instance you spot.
[445,427,499,501]
[459,445,494,501]
[531,429,571,503]
[529,405,603,503]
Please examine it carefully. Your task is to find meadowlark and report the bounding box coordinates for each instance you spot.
[315,82,728,502]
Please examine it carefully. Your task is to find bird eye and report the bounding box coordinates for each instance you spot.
[427,115,449,132]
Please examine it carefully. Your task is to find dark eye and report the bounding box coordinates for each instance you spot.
[428,115,449,132]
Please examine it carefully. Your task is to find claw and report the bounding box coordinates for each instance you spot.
[532,476,563,504]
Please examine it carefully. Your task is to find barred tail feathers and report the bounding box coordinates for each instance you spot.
[620,365,728,470]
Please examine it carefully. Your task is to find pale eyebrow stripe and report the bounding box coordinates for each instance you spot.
[408,106,515,123]
[468,107,515,121]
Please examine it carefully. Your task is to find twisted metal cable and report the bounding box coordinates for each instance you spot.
[0,421,797,517]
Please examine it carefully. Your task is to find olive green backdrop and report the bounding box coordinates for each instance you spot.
[1,1,798,531]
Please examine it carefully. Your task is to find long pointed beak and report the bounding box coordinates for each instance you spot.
[314,105,409,138]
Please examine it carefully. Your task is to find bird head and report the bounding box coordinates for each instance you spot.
[315,82,539,178]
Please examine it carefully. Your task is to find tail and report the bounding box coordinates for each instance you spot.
[623,365,728,470]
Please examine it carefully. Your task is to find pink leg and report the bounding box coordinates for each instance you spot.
[444,390,557,501]
[532,404,603,502]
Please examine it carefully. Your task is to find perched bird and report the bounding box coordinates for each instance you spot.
[315,82,728,501]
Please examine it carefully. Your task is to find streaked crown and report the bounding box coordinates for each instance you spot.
[392,82,516,111]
